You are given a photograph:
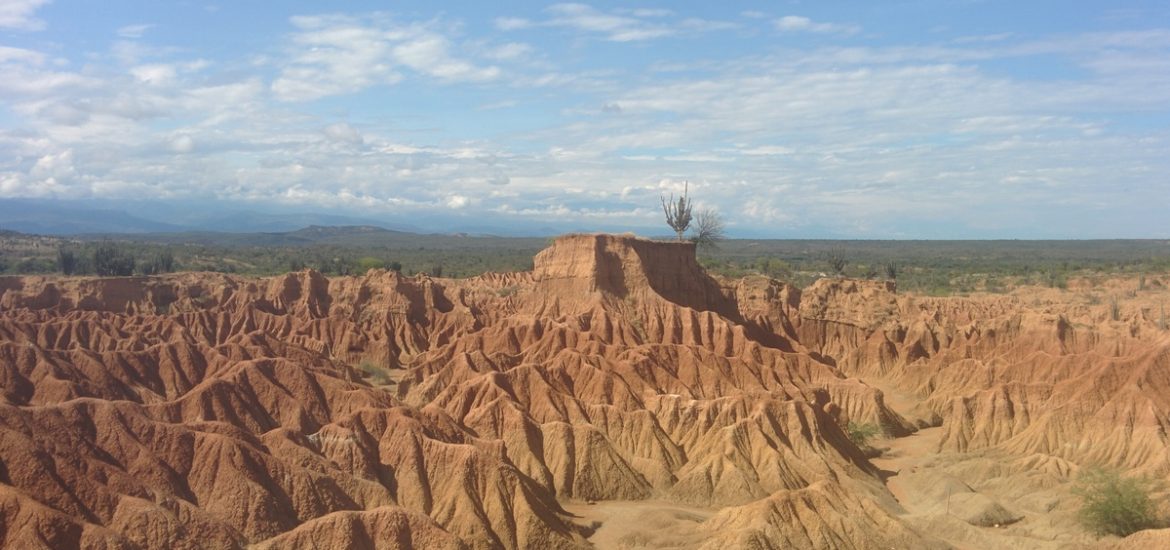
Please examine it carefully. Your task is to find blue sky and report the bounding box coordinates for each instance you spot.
[1,1,1168,237]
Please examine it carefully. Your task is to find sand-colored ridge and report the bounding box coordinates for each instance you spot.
[1,234,1169,548]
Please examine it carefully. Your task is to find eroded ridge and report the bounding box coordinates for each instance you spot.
[1,234,1167,549]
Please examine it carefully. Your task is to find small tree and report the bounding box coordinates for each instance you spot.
[1073,467,1159,537]
[92,243,135,277]
[884,261,898,280]
[57,247,79,275]
[140,249,175,275]
[661,182,694,242]
[825,248,848,276]
[689,208,725,249]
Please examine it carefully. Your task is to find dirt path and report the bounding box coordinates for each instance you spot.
[561,499,714,549]
[864,378,945,512]
[871,425,945,512]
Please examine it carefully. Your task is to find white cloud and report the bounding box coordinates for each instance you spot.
[272,15,500,101]
[742,201,791,224]
[494,17,531,31]
[775,16,812,31]
[497,3,732,43]
[486,42,532,61]
[740,145,794,156]
[393,35,500,82]
[0,63,93,96]
[323,123,363,145]
[661,154,732,162]
[0,0,50,30]
[953,32,1013,44]
[169,135,195,153]
[130,64,177,85]
[117,24,154,39]
[545,3,673,41]
[680,18,737,33]
[271,16,401,101]
[30,149,74,179]
[775,15,859,35]
[0,45,45,64]
[477,100,517,111]
[1,7,1168,237]
[628,9,673,18]
[378,143,430,155]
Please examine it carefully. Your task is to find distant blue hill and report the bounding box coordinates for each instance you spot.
[0,199,424,235]
[0,199,184,234]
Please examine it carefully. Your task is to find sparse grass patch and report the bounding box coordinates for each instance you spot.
[1047,270,1068,289]
[983,276,1006,294]
[355,359,392,385]
[630,318,647,342]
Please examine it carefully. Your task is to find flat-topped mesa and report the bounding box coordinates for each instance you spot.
[532,233,729,311]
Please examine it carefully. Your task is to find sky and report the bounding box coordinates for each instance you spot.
[0,0,1168,238]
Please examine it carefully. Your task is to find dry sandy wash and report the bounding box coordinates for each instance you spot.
[1,234,1169,549]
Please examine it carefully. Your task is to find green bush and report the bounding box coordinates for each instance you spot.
[825,248,848,276]
[1072,467,1159,537]
[92,243,135,276]
[355,360,391,385]
[846,421,882,447]
[356,256,385,271]
[883,261,898,280]
[57,247,80,275]
[139,250,175,275]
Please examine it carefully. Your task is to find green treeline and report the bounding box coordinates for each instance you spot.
[4,240,539,279]
[1,234,1168,295]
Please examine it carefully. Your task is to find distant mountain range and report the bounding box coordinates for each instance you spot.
[98,224,548,250]
[0,198,845,239]
[0,200,182,234]
[0,198,651,238]
[0,199,427,236]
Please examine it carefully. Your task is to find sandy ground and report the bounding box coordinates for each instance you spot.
[562,499,715,549]
[864,378,1099,549]
[872,425,946,513]
[560,376,1101,549]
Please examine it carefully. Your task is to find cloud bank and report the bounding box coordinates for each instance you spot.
[0,2,1167,237]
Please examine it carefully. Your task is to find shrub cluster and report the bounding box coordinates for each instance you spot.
[1073,467,1160,537]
